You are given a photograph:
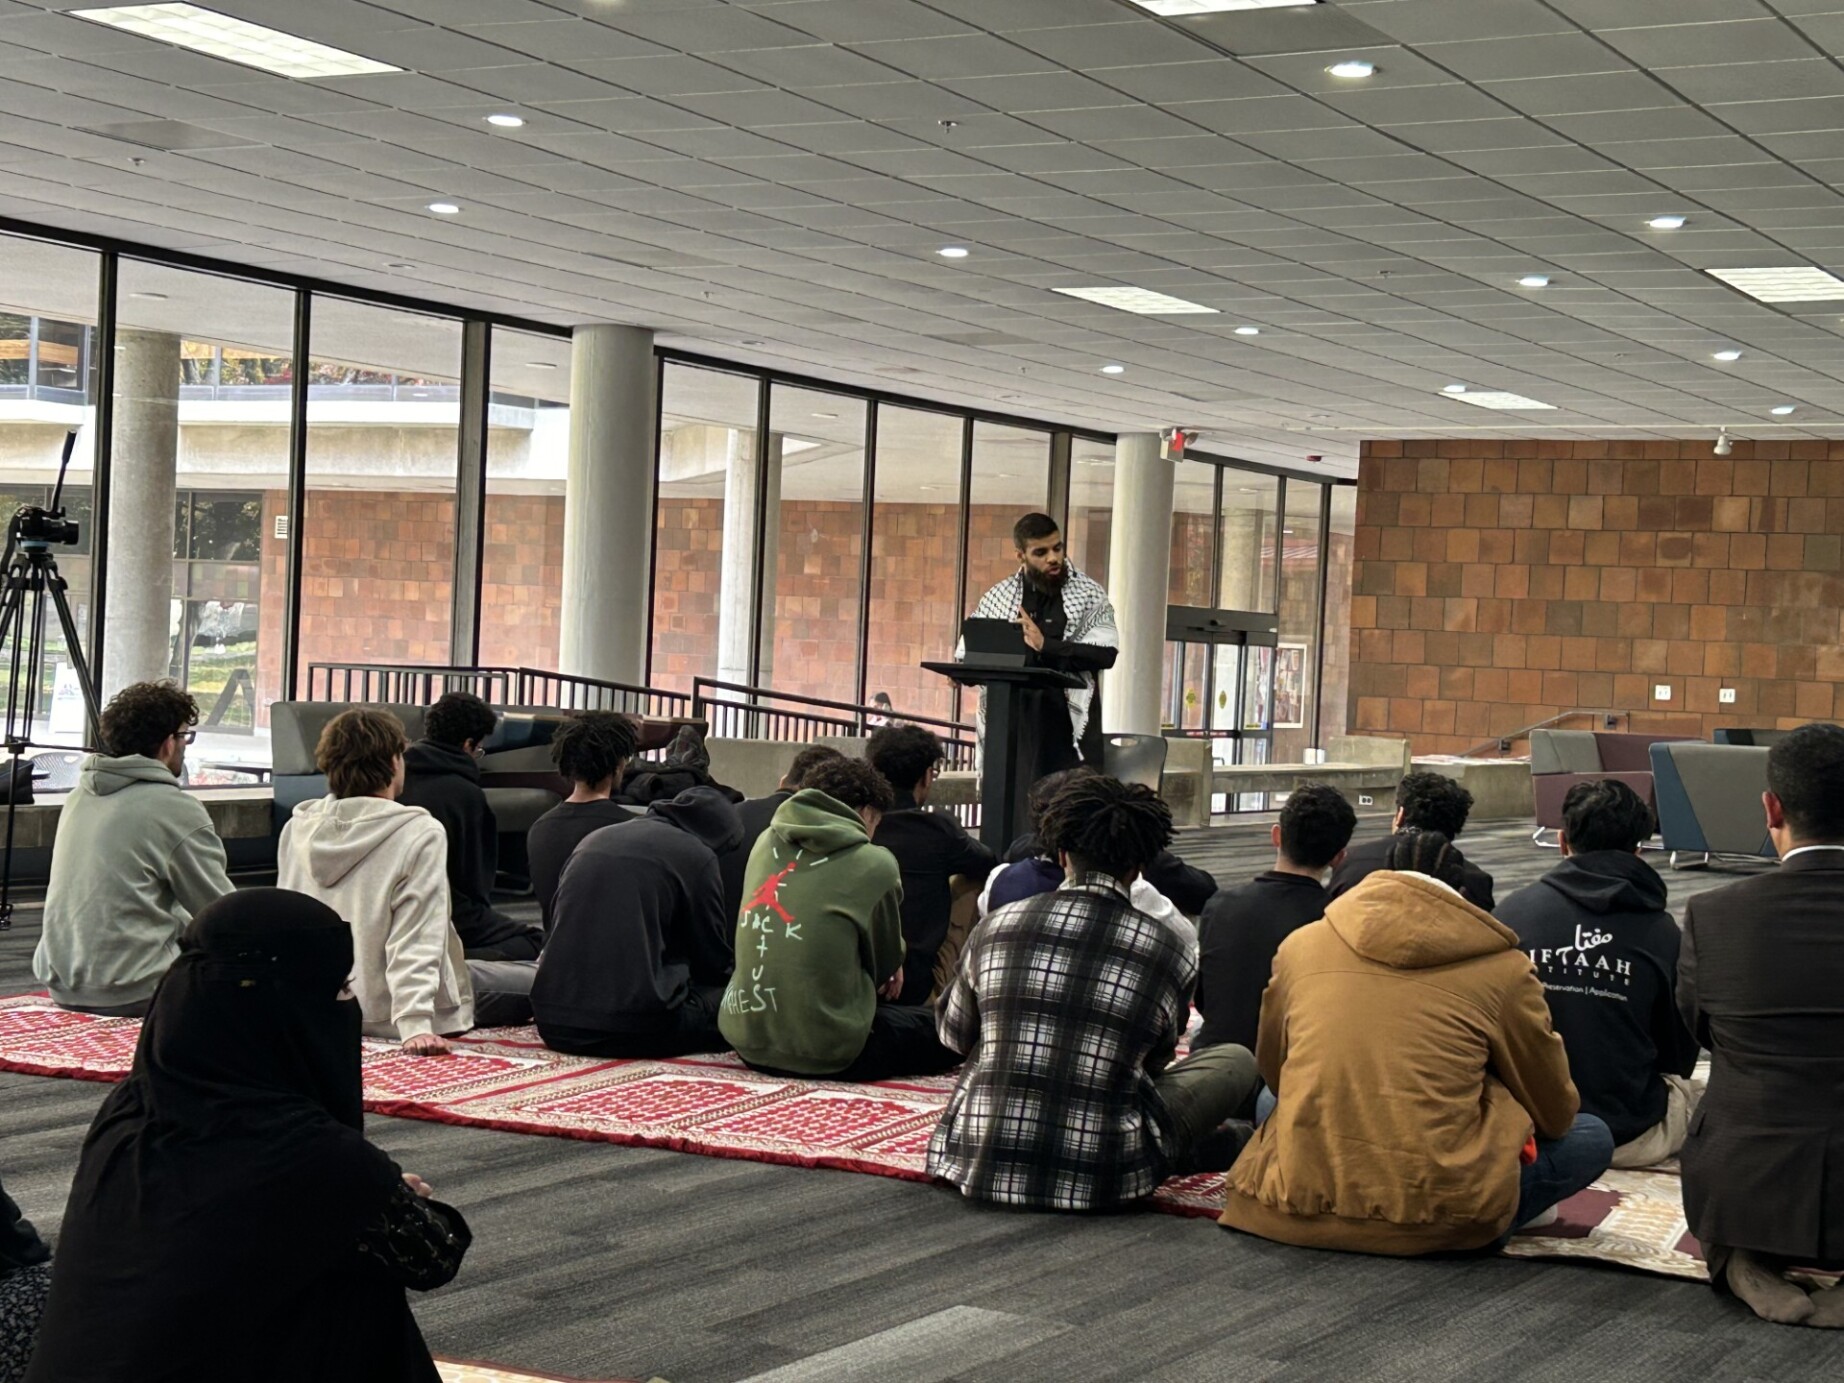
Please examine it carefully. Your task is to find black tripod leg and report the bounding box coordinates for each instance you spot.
[44,568,102,747]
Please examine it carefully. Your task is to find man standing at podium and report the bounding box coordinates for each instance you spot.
[969,512,1120,782]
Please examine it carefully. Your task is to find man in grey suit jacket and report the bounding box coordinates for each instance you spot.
[1678,722,1844,1327]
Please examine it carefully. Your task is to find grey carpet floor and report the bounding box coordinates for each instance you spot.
[2,819,1835,1382]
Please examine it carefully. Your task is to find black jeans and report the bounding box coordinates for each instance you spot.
[750,1004,961,1083]
[540,986,730,1059]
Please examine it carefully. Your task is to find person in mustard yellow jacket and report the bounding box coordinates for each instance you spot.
[1220,829,1612,1256]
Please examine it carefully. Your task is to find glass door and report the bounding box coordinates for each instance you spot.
[1165,606,1279,815]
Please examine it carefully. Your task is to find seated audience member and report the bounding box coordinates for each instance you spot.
[32,680,233,1016]
[1497,779,1699,1169]
[534,786,741,1058]
[1194,785,1357,1054]
[984,767,1195,956]
[1328,770,1495,909]
[1220,829,1612,1255]
[279,709,534,1054]
[526,711,640,928]
[719,757,958,1082]
[718,744,845,928]
[1000,774,1216,915]
[1,1170,51,1383]
[22,890,467,1383]
[399,691,543,962]
[1678,724,1844,1327]
[866,724,997,1003]
[929,775,1259,1211]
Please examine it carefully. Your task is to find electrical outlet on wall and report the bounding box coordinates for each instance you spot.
[1719,688,1737,704]
[1654,685,1672,701]
[1358,795,1374,806]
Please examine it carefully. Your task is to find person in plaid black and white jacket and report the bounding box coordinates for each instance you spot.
[927,776,1258,1212]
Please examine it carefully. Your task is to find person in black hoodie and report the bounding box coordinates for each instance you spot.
[1328,771,1495,910]
[718,744,844,927]
[867,725,997,1004]
[1497,778,1700,1167]
[399,692,544,962]
[526,711,640,930]
[533,785,743,1058]
[1194,785,1357,1054]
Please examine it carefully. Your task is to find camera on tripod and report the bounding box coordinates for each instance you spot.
[10,506,79,548]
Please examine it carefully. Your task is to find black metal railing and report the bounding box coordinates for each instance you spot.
[690,678,978,770]
[304,663,691,720]
[1465,708,1627,757]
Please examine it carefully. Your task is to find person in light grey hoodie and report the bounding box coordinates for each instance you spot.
[33,681,233,1016]
[277,707,534,1056]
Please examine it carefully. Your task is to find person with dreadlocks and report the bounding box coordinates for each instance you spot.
[963,512,1119,783]
[1220,827,1612,1256]
[928,774,1259,1212]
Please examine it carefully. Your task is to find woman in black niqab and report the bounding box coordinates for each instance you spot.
[24,888,465,1383]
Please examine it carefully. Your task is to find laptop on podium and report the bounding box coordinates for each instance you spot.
[960,616,1032,669]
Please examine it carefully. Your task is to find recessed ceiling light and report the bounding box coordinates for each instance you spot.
[1648,215,1687,230]
[1712,349,1742,362]
[1771,404,1797,415]
[1518,274,1551,288]
[1053,285,1219,315]
[1708,266,1844,303]
[1326,60,1376,79]
[739,339,766,347]
[1447,389,1556,411]
[1233,325,1261,336]
[1442,383,1468,394]
[936,246,970,259]
[1131,0,1318,13]
[525,361,556,370]
[427,202,460,215]
[128,291,168,300]
[71,4,400,79]
[384,261,414,270]
[1099,364,1126,374]
[811,411,838,418]
[485,113,525,128]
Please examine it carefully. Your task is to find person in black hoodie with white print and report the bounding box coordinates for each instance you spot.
[399,692,544,962]
[533,786,743,1058]
[1496,778,1700,1168]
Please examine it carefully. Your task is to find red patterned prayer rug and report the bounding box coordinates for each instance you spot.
[0,994,1718,1279]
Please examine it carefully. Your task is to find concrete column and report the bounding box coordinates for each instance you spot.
[717,431,781,686]
[1217,508,1269,612]
[560,324,655,686]
[102,329,181,699]
[1103,433,1174,737]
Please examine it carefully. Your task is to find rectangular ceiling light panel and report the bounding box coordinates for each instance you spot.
[71,4,400,79]
[1448,390,1556,411]
[1053,286,1220,315]
[1706,266,1844,303]
[1131,0,1318,13]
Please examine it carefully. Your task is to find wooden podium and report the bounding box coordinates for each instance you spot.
[923,660,1083,852]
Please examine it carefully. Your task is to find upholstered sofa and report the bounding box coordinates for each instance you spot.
[1649,740,1774,861]
[1712,727,1789,749]
[1528,729,1695,835]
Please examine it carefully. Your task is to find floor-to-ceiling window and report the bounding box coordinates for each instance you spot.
[1321,483,1356,744]
[479,328,570,671]
[1066,437,1115,587]
[651,362,759,694]
[1274,479,1327,761]
[866,405,964,722]
[300,298,462,686]
[962,422,1051,616]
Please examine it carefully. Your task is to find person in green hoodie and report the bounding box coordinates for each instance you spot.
[719,756,959,1082]
[33,680,234,1016]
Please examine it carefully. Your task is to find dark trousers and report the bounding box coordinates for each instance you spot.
[749,1004,961,1083]
[540,986,729,1059]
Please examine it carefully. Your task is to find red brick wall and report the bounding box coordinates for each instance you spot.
[1349,438,1844,754]
[768,498,863,703]
[478,491,564,671]
[650,496,723,695]
[297,487,454,677]
[867,501,960,722]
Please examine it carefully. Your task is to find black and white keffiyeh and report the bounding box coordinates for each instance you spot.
[964,565,1119,751]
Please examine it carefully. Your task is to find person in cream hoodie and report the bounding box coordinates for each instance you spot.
[277,707,533,1055]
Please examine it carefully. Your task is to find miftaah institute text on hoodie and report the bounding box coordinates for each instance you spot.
[34,754,235,1010]
[277,795,473,1041]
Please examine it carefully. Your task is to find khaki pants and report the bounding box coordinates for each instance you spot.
[928,876,984,1003]
[1610,1073,1704,1169]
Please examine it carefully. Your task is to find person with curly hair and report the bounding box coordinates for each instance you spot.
[717,744,844,928]
[525,711,641,929]
[719,757,958,1082]
[1328,770,1496,909]
[929,775,1259,1212]
[398,692,542,961]
[33,679,233,1016]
